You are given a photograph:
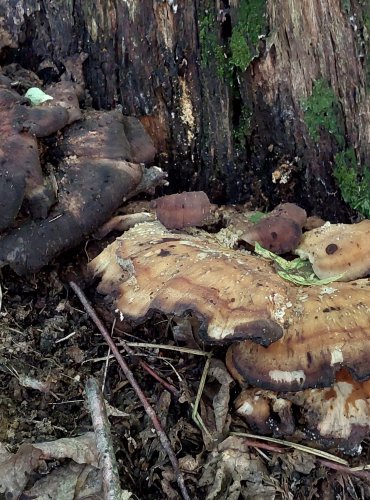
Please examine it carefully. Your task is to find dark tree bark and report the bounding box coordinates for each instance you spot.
[1,0,369,219]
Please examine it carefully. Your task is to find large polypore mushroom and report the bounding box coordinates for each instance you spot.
[0,109,161,274]
[235,369,370,454]
[89,220,370,380]
[89,221,287,345]
[226,278,370,391]
[295,220,370,281]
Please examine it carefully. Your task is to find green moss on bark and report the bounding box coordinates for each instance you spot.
[230,0,267,71]
[301,79,345,147]
[334,148,370,218]
[199,11,228,78]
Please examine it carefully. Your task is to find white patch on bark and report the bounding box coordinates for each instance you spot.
[269,369,306,385]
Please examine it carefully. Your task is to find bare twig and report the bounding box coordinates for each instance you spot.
[116,339,180,397]
[123,341,211,357]
[69,281,190,500]
[138,360,180,398]
[318,459,370,481]
[85,377,123,499]
[231,432,349,465]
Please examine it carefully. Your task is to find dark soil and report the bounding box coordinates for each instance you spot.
[1,241,370,499]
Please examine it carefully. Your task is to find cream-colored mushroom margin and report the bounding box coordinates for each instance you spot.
[294,220,370,281]
[89,221,370,394]
[235,370,370,454]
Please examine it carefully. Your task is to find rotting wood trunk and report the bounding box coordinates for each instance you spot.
[1,0,369,219]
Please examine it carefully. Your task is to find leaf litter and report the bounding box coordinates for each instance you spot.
[1,259,370,498]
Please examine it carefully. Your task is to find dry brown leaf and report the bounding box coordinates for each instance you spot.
[34,432,99,467]
[0,443,42,497]
[24,462,103,499]
[208,359,233,436]
[0,433,99,498]
[198,436,275,500]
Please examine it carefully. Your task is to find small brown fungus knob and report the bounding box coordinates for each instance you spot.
[240,216,302,254]
[152,191,212,229]
[271,202,307,227]
[325,243,338,255]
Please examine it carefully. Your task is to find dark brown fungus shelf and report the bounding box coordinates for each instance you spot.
[235,369,370,454]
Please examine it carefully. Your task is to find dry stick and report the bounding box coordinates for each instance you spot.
[116,339,180,398]
[69,281,190,500]
[85,377,123,500]
[317,459,370,481]
[138,359,180,398]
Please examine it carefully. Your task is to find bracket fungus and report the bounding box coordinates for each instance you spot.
[295,220,370,281]
[0,109,162,274]
[240,203,307,254]
[235,369,370,454]
[88,221,289,345]
[226,278,370,391]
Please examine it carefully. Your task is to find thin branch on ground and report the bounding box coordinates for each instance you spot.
[85,377,123,500]
[318,459,370,481]
[231,432,349,465]
[69,281,190,500]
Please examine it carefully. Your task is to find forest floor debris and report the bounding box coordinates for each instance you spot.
[1,252,370,498]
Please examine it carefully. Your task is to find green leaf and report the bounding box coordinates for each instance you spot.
[247,211,267,224]
[25,87,53,106]
[254,242,343,286]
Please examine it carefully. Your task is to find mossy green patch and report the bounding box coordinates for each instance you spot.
[301,79,345,147]
[230,0,267,71]
[334,148,370,218]
[199,11,228,79]
[233,106,252,145]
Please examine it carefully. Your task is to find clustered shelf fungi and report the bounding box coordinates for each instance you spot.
[0,68,161,274]
[88,201,370,453]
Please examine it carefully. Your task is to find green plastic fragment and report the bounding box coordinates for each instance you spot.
[25,87,53,106]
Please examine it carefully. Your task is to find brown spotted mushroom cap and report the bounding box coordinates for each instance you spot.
[240,216,302,254]
[295,220,370,281]
[88,221,290,345]
[226,279,370,391]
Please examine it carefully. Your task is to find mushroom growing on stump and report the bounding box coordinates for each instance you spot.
[295,220,370,281]
[235,369,370,454]
[226,278,370,392]
[240,203,307,254]
[88,221,287,345]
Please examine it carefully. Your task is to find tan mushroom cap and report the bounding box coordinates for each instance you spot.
[226,279,370,391]
[235,370,370,454]
[88,221,293,345]
[289,369,370,451]
[295,220,370,281]
[89,221,370,391]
